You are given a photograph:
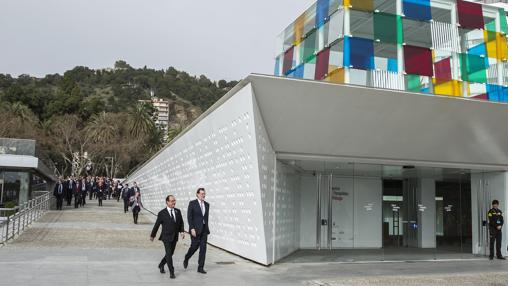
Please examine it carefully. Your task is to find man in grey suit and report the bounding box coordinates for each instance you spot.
[150,195,185,279]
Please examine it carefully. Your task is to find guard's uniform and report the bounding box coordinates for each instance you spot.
[488,208,504,259]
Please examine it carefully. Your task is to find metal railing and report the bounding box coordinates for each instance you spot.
[0,191,51,245]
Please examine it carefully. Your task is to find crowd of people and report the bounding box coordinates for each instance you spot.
[52,176,141,211]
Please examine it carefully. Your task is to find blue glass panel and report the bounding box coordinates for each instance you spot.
[387,58,398,72]
[403,0,431,21]
[274,57,280,76]
[343,36,351,68]
[293,64,305,78]
[316,0,330,28]
[348,37,374,70]
[468,43,487,57]
[487,84,508,102]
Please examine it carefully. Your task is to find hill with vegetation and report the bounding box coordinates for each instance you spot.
[0,60,239,178]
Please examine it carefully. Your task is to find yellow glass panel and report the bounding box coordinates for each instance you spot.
[326,68,346,84]
[344,0,350,8]
[350,0,374,12]
[497,34,508,61]
[294,14,306,45]
[484,31,508,60]
[433,79,462,97]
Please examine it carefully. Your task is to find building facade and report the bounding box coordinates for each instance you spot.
[139,97,170,130]
[275,0,508,102]
[0,138,56,211]
[126,0,508,265]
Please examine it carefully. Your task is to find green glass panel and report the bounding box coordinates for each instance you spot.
[373,13,403,44]
[460,53,487,83]
[486,20,497,32]
[301,31,318,63]
[406,74,421,92]
[500,9,508,34]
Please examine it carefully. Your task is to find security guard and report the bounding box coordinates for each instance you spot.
[488,200,506,260]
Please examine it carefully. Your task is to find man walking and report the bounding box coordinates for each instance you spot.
[488,200,505,260]
[53,179,65,210]
[183,188,210,274]
[150,195,185,279]
[121,184,131,213]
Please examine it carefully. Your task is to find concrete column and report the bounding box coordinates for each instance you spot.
[417,178,436,248]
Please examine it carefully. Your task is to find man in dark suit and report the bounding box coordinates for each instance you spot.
[183,188,210,274]
[65,177,74,206]
[53,178,65,210]
[150,195,185,279]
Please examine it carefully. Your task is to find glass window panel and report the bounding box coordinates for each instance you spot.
[468,43,487,57]
[500,8,508,35]
[283,46,295,75]
[403,18,432,48]
[304,59,317,80]
[374,42,398,72]
[404,45,433,77]
[315,47,331,80]
[348,37,375,70]
[294,14,306,45]
[349,68,368,85]
[485,19,497,33]
[350,10,374,40]
[403,0,431,21]
[487,84,508,102]
[457,0,484,30]
[373,0,397,14]
[326,67,346,84]
[326,8,345,46]
[304,3,318,36]
[484,30,498,59]
[406,74,422,92]
[467,82,487,99]
[374,12,403,44]
[460,53,487,83]
[434,57,452,81]
[316,0,330,28]
[301,30,318,63]
[293,64,305,79]
[349,0,374,12]
[433,79,462,97]
[274,56,281,76]
[329,39,344,71]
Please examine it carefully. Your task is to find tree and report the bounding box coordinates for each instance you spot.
[128,102,156,138]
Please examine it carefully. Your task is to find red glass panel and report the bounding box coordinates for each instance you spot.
[315,47,331,80]
[283,46,295,75]
[457,0,484,30]
[434,57,452,81]
[404,45,433,77]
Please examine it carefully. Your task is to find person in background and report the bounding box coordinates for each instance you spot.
[53,178,65,210]
[488,199,505,260]
[97,178,105,207]
[132,191,143,224]
[121,184,131,213]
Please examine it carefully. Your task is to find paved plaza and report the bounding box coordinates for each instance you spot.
[1,200,508,286]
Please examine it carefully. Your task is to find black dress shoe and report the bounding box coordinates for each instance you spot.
[170,272,176,279]
[197,269,207,274]
[497,256,506,260]
[490,257,494,260]
[159,265,165,273]
[183,259,188,269]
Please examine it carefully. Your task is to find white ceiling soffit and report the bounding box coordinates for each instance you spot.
[247,74,508,170]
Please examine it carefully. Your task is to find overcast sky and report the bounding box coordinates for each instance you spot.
[0,0,315,81]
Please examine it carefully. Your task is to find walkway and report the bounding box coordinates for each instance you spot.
[1,199,508,286]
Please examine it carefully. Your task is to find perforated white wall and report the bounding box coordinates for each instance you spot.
[251,93,277,263]
[126,84,269,264]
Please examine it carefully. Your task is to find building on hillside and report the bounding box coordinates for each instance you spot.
[139,96,170,131]
[126,0,508,265]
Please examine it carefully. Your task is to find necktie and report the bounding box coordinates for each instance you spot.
[170,209,175,222]
[200,201,205,215]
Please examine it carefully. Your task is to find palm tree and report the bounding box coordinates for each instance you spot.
[85,112,116,143]
[128,102,155,138]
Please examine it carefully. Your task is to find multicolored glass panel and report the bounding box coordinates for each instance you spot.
[275,0,508,103]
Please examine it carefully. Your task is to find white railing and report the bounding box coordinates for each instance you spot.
[0,192,51,245]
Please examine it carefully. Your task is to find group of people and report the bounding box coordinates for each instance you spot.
[150,188,210,279]
[53,176,139,210]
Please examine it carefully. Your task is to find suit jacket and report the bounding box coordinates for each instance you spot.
[151,208,184,242]
[53,183,64,197]
[187,199,210,236]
